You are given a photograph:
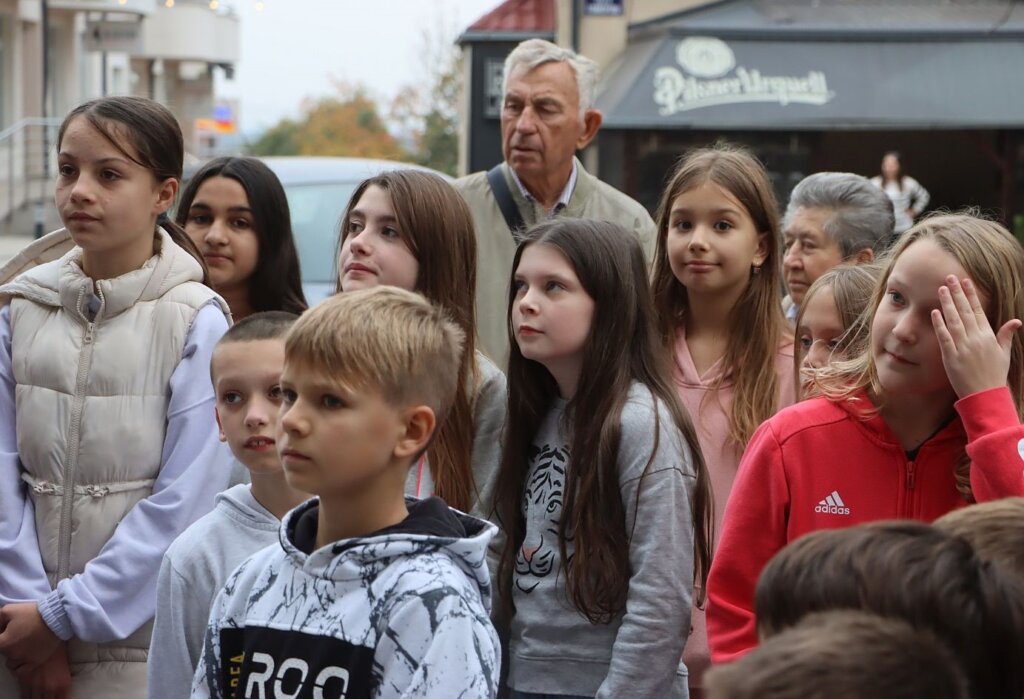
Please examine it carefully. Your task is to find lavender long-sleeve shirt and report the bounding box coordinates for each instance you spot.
[0,302,232,643]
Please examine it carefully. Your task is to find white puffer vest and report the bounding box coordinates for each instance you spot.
[0,228,226,665]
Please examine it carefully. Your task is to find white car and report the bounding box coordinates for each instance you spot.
[260,157,452,305]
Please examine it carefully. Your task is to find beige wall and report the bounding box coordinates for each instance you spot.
[556,0,712,71]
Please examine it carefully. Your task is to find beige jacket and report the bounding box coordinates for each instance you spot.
[455,158,656,366]
[0,229,225,677]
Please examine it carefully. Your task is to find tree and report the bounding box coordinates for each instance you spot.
[386,17,463,176]
[249,118,301,156]
[414,47,461,176]
[250,83,408,161]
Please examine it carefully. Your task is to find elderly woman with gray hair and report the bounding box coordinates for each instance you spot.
[781,172,895,321]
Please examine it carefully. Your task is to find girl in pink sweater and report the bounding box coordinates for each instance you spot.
[650,145,795,695]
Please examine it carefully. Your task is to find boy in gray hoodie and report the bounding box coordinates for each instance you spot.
[148,312,308,699]
[191,287,500,699]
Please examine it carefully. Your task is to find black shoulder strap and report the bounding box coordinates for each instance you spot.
[486,164,526,238]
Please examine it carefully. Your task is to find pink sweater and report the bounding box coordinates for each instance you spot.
[673,328,796,689]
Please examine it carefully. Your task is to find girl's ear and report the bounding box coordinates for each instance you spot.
[753,231,770,267]
[154,177,179,216]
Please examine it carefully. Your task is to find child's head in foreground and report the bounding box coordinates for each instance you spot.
[705,610,968,699]
[934,497,1024,584]
[753,520,1024,699]
[277,287,465,499]
[212,311,298,475]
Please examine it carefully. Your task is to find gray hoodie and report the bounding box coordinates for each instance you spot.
[191,496,500,698]
[508,384,697,698]
[148,484,279,699]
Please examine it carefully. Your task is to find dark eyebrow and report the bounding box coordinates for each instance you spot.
[669,206,742,218]
[350,208,397,224]
[57,152,132,167]
[190,202,253,214]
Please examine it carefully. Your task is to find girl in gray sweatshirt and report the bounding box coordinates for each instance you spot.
[493,219,713,699]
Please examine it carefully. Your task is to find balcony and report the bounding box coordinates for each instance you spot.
[137,1,239,65]
[46,0,157,15]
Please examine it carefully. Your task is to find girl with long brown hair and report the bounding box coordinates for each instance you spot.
[650,144,795,693]
[494,218,712,699]
[335,169,505,516]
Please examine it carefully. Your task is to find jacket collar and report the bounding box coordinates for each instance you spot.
[501,157,596,226]
[54,227,205,321]
[836,390,965,450]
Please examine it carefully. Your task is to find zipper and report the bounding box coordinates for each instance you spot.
[905,459,916,490]
[56,286,101,582]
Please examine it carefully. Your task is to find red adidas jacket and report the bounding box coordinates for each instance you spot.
[706,386,1024,663]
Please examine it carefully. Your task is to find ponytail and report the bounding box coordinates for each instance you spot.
[160,218,211,287]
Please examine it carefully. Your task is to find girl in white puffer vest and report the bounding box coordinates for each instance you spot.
[0,96,232,698]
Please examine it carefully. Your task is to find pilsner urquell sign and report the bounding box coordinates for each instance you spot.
[654,37,835,115]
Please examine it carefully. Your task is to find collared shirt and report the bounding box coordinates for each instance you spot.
[508,160,579,215]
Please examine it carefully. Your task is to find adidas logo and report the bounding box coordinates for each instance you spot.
[814,490,850,516]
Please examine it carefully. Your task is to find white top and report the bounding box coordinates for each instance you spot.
[871,175,930,234]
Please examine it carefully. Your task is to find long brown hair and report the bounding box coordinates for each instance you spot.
[495,219,713,623]
[811,213,1024,500]
[335,170,479,511]
[58,96,210,285]
[651,144,790,446]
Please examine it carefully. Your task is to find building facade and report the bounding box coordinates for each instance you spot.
[0,0,239,224]
[458,0,1024,231]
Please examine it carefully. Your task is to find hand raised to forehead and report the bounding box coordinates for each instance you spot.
[931,276,1021,399]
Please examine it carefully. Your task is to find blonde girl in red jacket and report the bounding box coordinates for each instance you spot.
[650,145,796,694]
[706,213,1024,663]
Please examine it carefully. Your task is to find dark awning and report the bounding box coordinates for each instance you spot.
[596,1,1024,130]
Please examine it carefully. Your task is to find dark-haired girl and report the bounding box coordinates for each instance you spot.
[0,97,232,697]
[177,156,307,319]
[495,218,712,698]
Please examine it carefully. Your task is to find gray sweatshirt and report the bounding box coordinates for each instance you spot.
[147,484,280,699]
[405,350,507,520]
[509,384,697,698]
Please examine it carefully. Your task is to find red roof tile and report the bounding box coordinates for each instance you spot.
[467,0,556,33]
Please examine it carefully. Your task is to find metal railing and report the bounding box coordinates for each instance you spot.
[0,117,61,227]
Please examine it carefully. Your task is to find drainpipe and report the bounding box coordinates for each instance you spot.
[571,0,580,52]
[35,0,49,239]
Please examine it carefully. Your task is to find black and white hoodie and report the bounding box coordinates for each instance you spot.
[190,496,500,699]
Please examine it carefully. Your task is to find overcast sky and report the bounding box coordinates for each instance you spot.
[217,0,504,134]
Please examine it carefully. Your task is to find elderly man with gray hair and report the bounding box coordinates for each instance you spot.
[781,172,895,320]
[456,38,656,365]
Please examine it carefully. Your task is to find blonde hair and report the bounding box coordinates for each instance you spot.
[285,287,465,422]
[934,498,1024,583]
[811,213,1024,500]
[651,144,790,446]
[794,263,882,398]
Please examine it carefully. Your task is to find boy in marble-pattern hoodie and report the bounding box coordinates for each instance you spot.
[191,287,499,699]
